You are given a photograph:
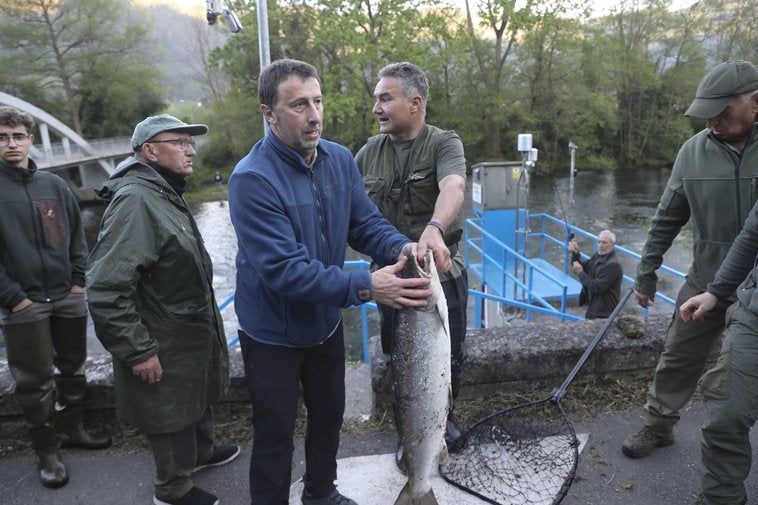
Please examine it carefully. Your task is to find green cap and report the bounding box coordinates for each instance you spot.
[131,114,208,150]
[685,60,758,118]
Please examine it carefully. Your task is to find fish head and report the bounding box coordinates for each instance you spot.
[402,250,435,280]
[402,250,445,313]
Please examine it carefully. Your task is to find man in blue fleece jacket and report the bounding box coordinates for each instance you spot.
[228,59,432,505]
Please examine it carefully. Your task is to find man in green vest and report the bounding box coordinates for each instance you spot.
[356,61,468,471]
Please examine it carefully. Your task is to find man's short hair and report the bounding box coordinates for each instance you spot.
[0,106,34,133]
[599,229,616,244]
[258,59,320,109]
[378,62,429,112]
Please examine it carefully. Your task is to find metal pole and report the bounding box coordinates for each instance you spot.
[568,141,577,207]
[257,0,271,133]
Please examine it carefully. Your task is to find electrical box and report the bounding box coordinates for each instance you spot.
[471,161,526,211]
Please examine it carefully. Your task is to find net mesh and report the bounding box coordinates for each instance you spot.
[439,397,579,505]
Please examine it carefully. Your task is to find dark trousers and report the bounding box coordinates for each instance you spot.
[240,323,346,505]
[146,407,215,501]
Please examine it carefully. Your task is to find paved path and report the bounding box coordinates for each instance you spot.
[3,403,758,505]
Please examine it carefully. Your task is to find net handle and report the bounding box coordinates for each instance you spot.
[552,287,634,401]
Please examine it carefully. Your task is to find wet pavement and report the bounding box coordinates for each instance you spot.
[3,401,758,505]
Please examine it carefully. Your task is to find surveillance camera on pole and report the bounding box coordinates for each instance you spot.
[206,0,243,33]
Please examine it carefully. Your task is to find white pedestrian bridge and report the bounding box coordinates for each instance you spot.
[1,92,135,200]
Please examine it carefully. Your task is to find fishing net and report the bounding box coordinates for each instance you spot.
[440,288,634,505]
[440,397,578,505]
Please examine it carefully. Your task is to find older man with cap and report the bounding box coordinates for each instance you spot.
[620,60,758,466]
[87,114,238,505]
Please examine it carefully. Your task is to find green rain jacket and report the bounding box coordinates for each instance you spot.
[86,157,229,434]
[635,125,758,298]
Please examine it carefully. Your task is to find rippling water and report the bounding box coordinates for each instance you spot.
[1,167,692,360]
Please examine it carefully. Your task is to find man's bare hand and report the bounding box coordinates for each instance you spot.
[418,226,452,273]
[371,255,432,309]
[571,261,583,274]
[679,292,718,323]
[11,298,33,313]
[132,354,163,384]
[634,288,655,308]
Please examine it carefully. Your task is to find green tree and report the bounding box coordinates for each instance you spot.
[0,0,166,136]
[691,0,758,63]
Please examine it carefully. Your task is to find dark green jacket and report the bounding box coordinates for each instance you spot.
[0,159,87,310]
[86,157,228,434]
[635,125,758,298]
[574,250,623,319]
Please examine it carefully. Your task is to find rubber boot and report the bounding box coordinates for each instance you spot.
[51,315,112,450]
[3,319,70,487]
[55,375,112,450]
[30,425,69,488]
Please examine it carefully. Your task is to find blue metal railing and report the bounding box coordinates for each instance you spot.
[465,212,686,326]
[220,218,686,359]
[527,212,686,307]
[222,260,376,364]
[465,216,583,324]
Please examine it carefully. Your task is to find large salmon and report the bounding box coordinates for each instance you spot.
[392,251,452,505]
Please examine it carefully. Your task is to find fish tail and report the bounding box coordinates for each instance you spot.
[393,482,440,505]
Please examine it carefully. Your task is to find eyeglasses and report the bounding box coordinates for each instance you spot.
[0,133,31,147]
[148,138,196,151]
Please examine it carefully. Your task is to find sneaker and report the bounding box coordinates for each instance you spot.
[622,426,674,458]
[154,486,219,505]
[693,493,747,505]
[302,489,358,505]
[193,445,240,473]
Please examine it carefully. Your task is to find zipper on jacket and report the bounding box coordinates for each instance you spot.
[23,180,51,301]
[307,165,330,264]
[735,126,758,231]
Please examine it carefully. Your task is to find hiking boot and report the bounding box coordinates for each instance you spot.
[693,493,747,505]
[193,444,240,473]
[153,486,219,505]
[622,426,674,458]
[302,488,358,505]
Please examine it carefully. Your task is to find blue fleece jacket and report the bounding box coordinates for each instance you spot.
[229,133,410,348]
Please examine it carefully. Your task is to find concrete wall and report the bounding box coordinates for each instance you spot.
[0,314,714,420]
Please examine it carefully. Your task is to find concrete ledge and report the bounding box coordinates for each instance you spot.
[370,314,719,409]
[0,314,716,422]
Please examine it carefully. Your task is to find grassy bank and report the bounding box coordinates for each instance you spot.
[0,368,672,457]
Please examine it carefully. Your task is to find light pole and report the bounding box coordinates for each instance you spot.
[568,141,577,207]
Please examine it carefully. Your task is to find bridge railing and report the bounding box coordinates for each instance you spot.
[31,136,133,167]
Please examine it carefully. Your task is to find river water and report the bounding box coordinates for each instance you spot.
[0,167,692,361]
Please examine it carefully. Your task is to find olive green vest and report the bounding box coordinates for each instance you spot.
[358,124,464,246]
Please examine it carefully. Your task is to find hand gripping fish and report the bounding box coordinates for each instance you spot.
[392,251,452,505]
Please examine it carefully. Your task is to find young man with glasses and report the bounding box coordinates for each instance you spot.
[0,105,112,489]
[86,114,238,505]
